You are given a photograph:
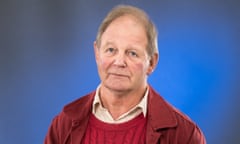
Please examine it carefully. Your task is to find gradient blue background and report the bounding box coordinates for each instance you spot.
[0,0,239,143]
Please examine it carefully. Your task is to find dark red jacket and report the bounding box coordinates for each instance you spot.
[45,86,206,144]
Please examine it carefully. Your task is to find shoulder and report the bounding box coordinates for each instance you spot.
[60,91,95,120]
[63,92,95,112]
[148,86,206,143]
[45,91,96,143]
[148,86,198,128]
[172,108,206,143]
[50,91,95,129]
[51,90,95,123]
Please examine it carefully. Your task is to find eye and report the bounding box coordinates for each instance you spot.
[105,47,114,53]
[104,47,116,55]
[127,50,138,57]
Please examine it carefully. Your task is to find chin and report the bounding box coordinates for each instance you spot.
[105,83,131,92]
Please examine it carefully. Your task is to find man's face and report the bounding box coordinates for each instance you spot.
[94,15,155,93]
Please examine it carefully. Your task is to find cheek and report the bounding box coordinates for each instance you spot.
[132,61,149,74]
[98,57,111,71]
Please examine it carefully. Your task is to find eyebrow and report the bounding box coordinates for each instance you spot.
[103,41,115,47]
[102,41,143,51]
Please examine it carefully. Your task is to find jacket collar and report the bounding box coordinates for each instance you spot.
[147,86,177,130]
[62,86,178,130]
[62,92,95,122]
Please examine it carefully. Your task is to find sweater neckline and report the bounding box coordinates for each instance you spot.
[89,113,146,131]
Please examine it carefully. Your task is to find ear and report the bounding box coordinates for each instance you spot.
[147,53,159,75]
[94,41,100,63]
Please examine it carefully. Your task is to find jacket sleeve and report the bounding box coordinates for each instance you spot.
[44,116,60,144]
[187,125,206,144]
[44,112,73,144]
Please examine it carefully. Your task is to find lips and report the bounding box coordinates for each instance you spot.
[108,71,130,78]
[107,68,131,79]
[109,73,129,77]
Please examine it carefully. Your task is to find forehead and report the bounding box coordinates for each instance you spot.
[107,14,146,32]
[101,15,148,47]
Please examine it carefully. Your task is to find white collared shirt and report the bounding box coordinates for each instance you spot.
[92,85,148,124]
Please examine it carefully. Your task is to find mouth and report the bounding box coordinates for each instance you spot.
[109,73,129,78]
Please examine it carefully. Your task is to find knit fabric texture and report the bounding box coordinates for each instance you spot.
[81,113,147,144]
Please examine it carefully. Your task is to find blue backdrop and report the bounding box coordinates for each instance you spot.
[0,0,239,143]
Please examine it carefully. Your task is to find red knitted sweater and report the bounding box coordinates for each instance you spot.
[81,113,147,144]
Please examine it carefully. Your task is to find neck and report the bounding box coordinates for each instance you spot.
[99,84,147,120]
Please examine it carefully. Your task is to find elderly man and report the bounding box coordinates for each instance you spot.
[45,5,206,144]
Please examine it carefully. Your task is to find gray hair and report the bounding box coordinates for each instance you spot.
[95,5,158,57]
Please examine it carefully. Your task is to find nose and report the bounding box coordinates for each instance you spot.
[113,52,127,67]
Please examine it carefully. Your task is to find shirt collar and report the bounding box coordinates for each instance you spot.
[92,84,148,117]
